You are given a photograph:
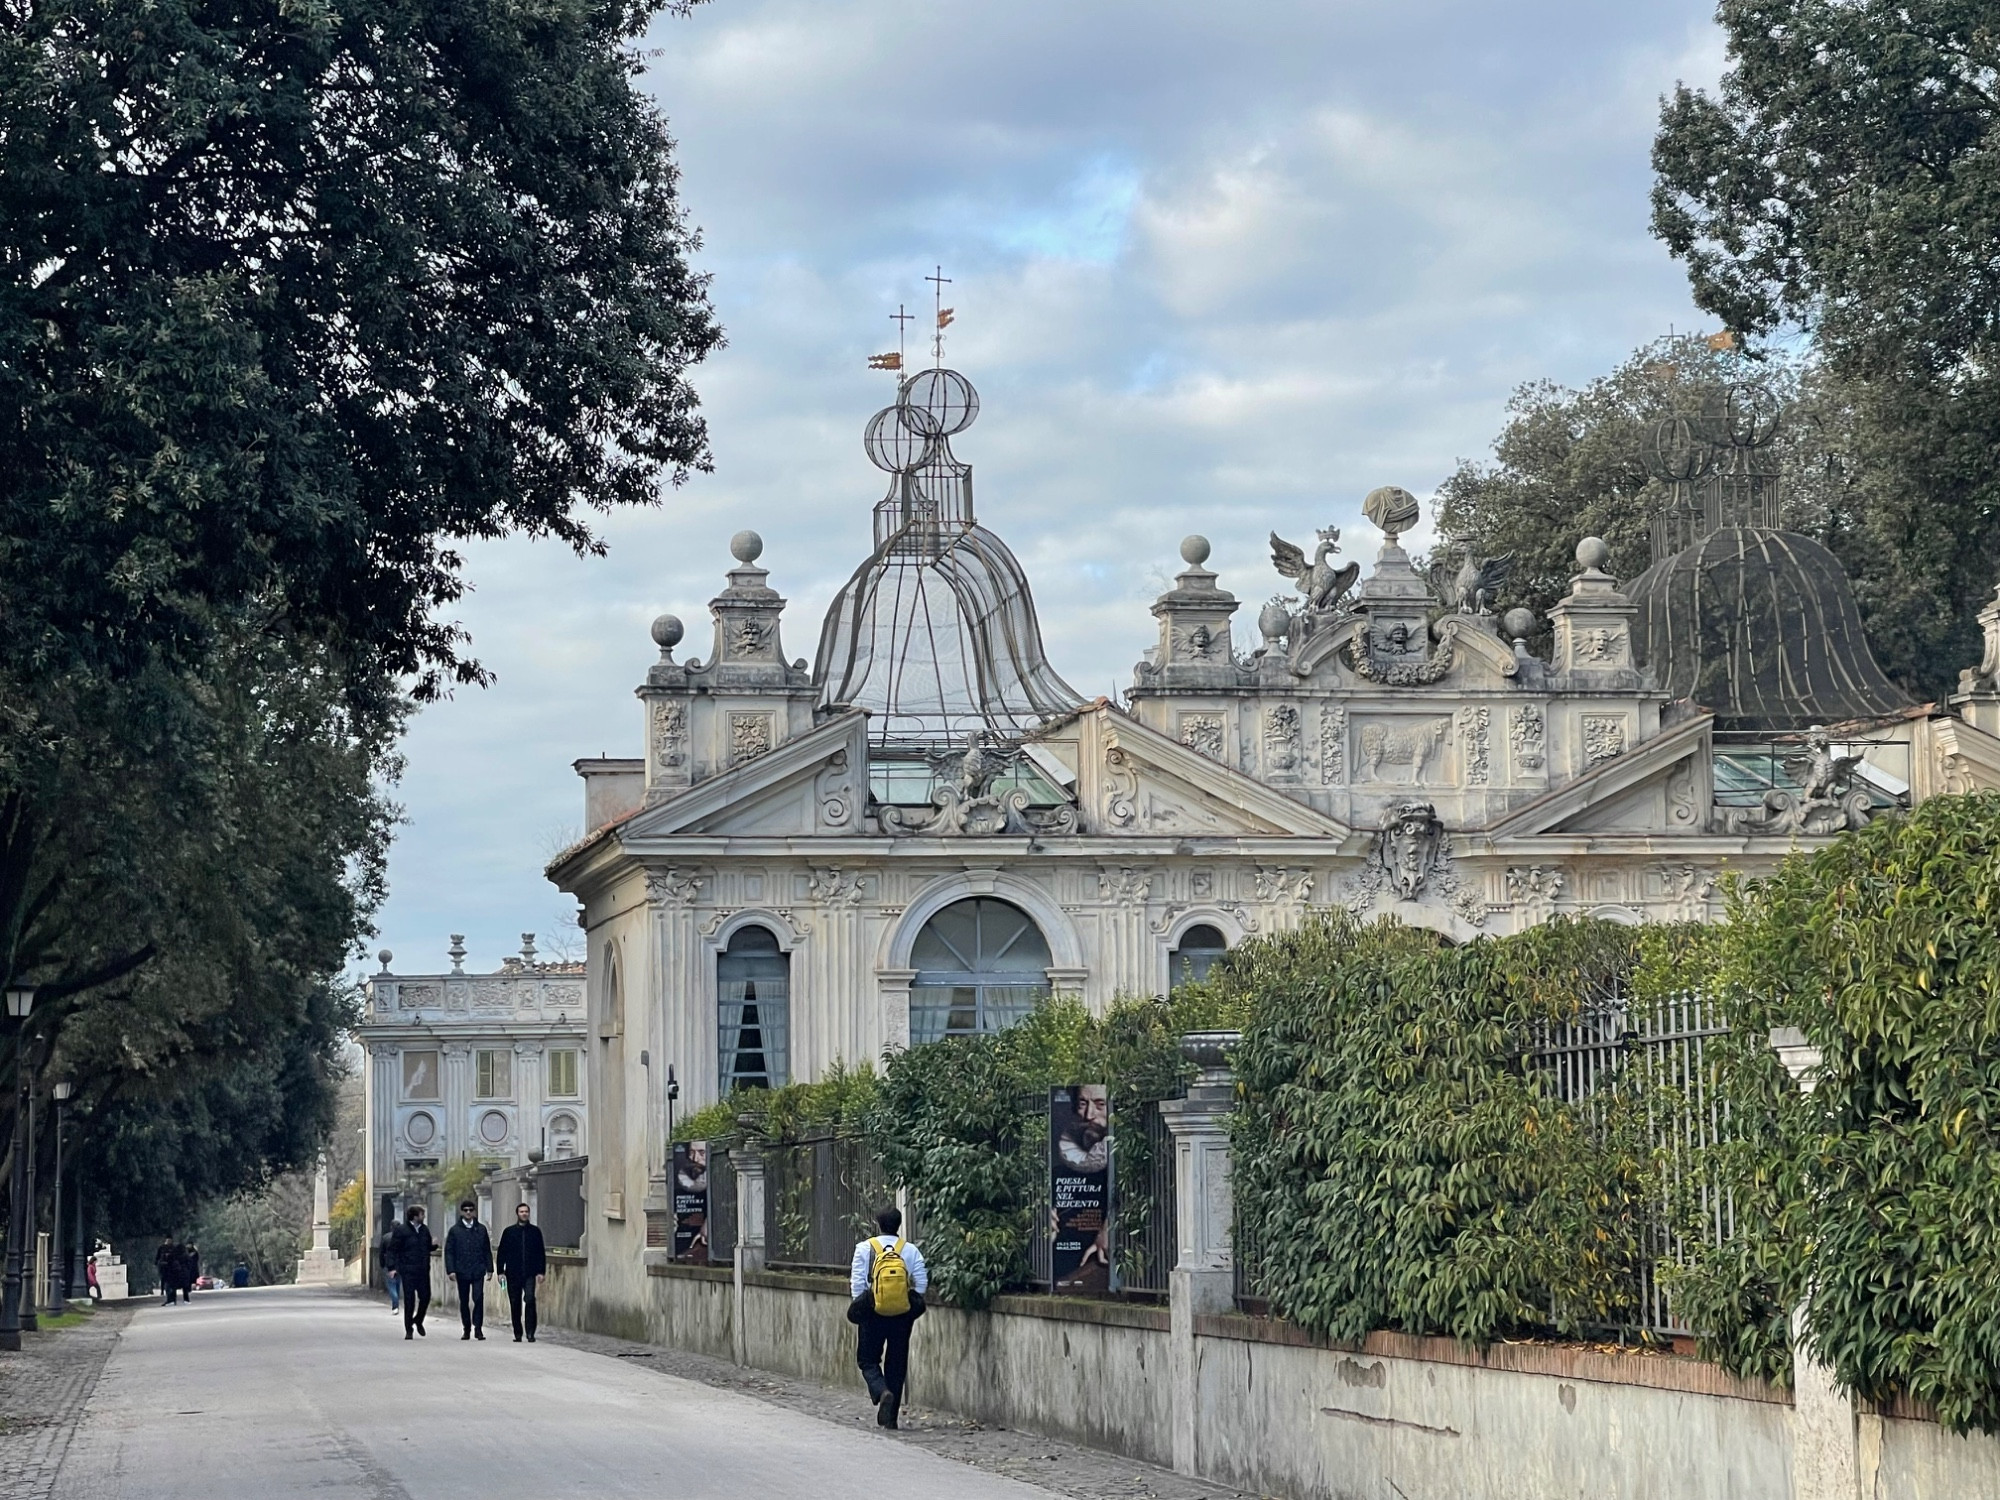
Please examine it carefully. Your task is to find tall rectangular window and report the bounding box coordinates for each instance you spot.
[401,1051,440,1101]
[474,1049,512,1100]
[547,1048,579,1099]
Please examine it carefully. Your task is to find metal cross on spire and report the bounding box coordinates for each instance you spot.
[889,304,915,366]
[926,265,953,367]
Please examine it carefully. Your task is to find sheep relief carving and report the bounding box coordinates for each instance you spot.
[1356,716,1451,784]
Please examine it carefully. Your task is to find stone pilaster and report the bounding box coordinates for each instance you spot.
[514,1039,545,1165]
[442,1042,472,1166]
[1158,1033,1239,1480]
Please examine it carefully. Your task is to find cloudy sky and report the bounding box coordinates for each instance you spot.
[364,0,1725,978]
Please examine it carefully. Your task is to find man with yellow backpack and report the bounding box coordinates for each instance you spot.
[847,1206,928,1429]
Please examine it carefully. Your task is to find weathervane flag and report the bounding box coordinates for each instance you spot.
[936,308,955,330]
[1706,329,1737,351]
[868,351,904,371]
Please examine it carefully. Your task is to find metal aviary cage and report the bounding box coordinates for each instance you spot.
[813,368,1082,749]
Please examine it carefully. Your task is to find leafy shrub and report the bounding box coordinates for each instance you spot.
[1230,912,1656,1345]
[866,994,1211,1308]
[675,1060,881,1145]
[1732,793,2000,1432]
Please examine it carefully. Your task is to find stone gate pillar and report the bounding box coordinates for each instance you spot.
[730,1135,768,1367]
[1157,1031,1240,1479]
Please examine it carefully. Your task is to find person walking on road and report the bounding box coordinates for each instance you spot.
[495,1202,546,1343]
[444,1200,493,1342]
[848,1207,927,1430]
[155,1239,179,1305]
[387,1204,435,1340]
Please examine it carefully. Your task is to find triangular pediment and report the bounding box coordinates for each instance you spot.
[1480,710,1714,837]
[619,712,869,842]
[1036,702,1353,839]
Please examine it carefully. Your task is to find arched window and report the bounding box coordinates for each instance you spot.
[547,1112,580,1159]
[909,898,1052,1044]
[1168,923,1230,990]
[718,926,790,1091]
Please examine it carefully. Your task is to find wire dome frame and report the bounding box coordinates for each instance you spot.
[817,368,1082,746]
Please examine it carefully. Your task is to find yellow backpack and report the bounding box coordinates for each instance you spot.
[869,1237,911,1316]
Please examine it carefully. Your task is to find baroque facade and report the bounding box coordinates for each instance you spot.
[547,366,2000,1306]
[358,936,589,1252]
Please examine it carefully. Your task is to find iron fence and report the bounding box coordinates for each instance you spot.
[1112,1099,1176,1297]
[707,1146,738,1264]
[764,1134,890,1271]
[1528,986,1733,1337]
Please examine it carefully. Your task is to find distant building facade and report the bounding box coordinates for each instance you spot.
[547,366,2000,1321]
[358,936,589,1259]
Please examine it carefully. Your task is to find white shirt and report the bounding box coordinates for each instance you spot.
[849,1234,928,1299]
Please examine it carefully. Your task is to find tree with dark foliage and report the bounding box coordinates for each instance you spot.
[1651,2,2000,698]
[1,0,720,1237]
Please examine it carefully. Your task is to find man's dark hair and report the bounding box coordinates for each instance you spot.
[875,1206,902,1235]
[459,1200,476,1212]
[406,1204,424,1221]
[516,1202,531,1214]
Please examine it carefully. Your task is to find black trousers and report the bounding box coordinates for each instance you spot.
[856,1312,915,1398]
[402,1272,432,1333]
[457,1275,485,1331]
[506,1280,537,1339]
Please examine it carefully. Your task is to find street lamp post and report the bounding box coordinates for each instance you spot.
[0,984,35,1352]
[48,1082,71,1316]
[21,1056,37,1333]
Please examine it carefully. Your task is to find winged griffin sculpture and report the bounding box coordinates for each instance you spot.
[1430,552,1513,615]
[1269,527,1361,615]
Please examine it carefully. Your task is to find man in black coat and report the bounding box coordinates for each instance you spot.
[443,1199,493,1342]
[155,1239,180,1305]
[387,1204,436,1339]
[495,1201,547,1343]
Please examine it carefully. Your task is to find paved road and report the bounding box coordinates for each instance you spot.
[56,1286,1069,1500]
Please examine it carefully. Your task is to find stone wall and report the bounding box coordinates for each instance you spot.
[542,1256,2000,1500]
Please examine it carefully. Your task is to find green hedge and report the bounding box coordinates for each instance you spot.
[1229,912,1656,1346]
[1696,792,2000,1432]
[867,990,1236,1309]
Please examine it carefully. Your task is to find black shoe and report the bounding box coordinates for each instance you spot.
[474,1329,484,1341]
[416,1323,426,1337]
[405,1330,413,1340]
[526,1333,535,1342]
[877,1391,900,1429]
[513,1334,523,1343]
[461,1329,471,1340]
[864,1373,886,1406]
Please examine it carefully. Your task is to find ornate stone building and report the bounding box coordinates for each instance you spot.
[547,367,2000,1307]
[358,936,589,1252]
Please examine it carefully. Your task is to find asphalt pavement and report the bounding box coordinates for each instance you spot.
[54,1284,1075,1499]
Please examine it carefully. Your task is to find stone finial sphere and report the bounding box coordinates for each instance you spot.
[650,614,685,650]
[1576,536,1611,571]
[377,948,393,967]
[1180,535,1212,566]
[729,530,764,564]
[1502,607,1537,641]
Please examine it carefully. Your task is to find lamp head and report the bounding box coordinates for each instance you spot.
[4,984,33,1020]
[53,1080,73,1102]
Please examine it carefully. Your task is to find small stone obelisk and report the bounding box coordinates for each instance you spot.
[294,1159,346,1285]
